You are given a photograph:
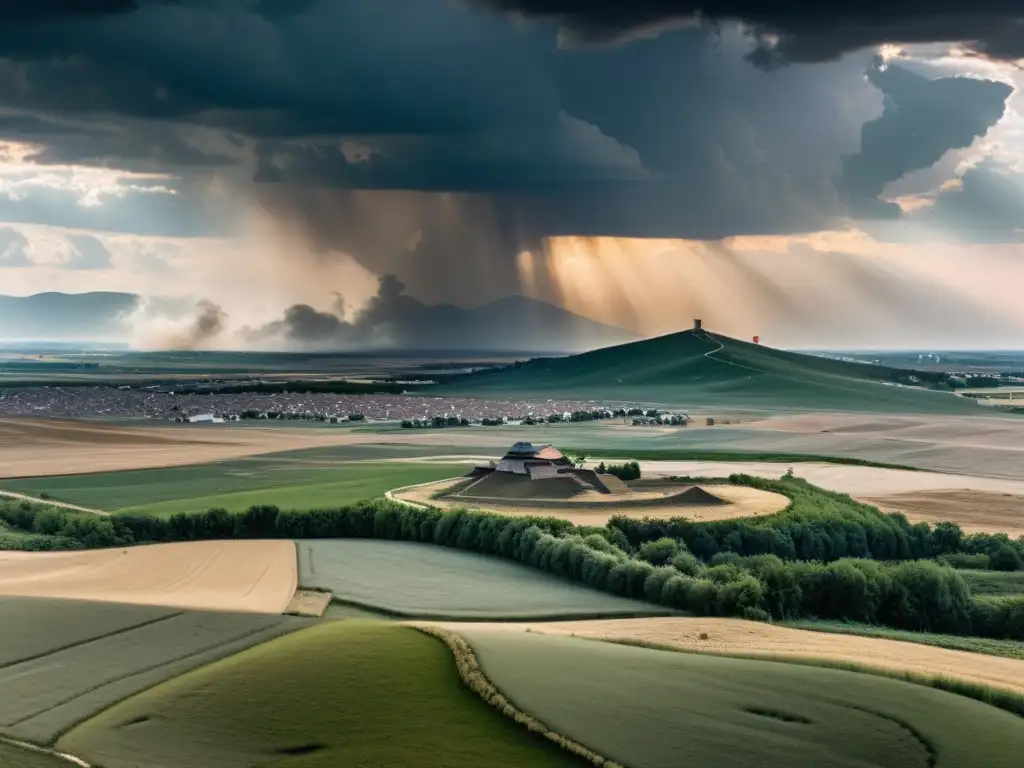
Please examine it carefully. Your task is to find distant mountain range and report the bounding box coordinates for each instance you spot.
[0,292,139,341]
[360,294,638,352]
[0,292,636,352]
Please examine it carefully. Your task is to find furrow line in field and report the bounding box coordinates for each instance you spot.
[0,612,184,671]
[5,620,296,730]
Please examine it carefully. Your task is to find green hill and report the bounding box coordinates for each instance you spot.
[443,329,983,413]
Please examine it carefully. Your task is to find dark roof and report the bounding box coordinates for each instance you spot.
[503,442,567,462]
[509,441,545,455]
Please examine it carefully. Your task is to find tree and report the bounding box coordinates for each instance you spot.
[991,545,1024,572]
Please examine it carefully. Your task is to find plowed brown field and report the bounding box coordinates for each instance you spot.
[0,541,297,614]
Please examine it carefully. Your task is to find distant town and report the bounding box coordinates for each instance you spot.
[0,386,690,426]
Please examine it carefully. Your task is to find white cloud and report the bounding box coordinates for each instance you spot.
[0,225,30,266]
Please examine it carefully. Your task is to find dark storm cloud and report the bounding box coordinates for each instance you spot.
[0,0,559,135]
[475,1,1024,64]
[0,0,1016,270]
[836,61,1013,219]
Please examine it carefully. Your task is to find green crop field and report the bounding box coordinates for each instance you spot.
[297,540,668,620]
[1,458,466,516]
[0,741,70,767]
[443,329,982,414]
[962,570,1024,598]
[780,620,1024,660]
[0,596,308,744]
[59,621,579,768]
[457,629,1024,768]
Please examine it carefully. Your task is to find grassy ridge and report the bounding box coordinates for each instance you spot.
[780,620,1024,660]
[458,629,1024,767]
[445,329,979,413]
[59,622,581,768]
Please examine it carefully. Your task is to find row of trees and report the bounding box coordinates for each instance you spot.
[2,495,1021,639]
[597,461,642,481]
[400,416,471,429]
[609,475,1024,571]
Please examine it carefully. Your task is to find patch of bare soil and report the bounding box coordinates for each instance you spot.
[862,490,1024,537]
[0,540,297,614]
[0,418,379,478]
[285,589,334,617]
[396,479,788,526]
[431,617,1024,696]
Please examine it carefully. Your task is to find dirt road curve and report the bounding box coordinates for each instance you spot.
[0,489,105,515]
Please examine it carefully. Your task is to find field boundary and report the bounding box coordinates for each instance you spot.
[0,490,106,516]
[582,634,1024,719]
[0,736,91,767]
[413,625,624,767]
[314,594,675,622]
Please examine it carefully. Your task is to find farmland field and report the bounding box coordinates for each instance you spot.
[781,620,1024,660]
[442,617,1024,696]
[0,741,70,767]
[456,628,1024,768]
[59,621,579,768]
[961,570,1024,598]
[2,458,465,516]
[297,539,668,619]
[0,595,308,744]
[0,541,297,613]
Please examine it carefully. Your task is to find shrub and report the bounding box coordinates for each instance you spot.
[637,537,680,566]
[991,545,1024,572]
[937,553,991,570]
[605,461,641,481]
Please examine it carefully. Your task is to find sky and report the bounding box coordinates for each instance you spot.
[2,0,1024,349]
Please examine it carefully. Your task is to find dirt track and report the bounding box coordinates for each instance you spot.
[396,478,789,525]
[0,540,297,613]
[432,617,1024,696]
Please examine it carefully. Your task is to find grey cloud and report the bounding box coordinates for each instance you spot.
[905,161,1024,242]
[475,1,1024,65]
[0,226,30,266]
[255,112,653,191]
[0,176,237,238]
[65,234,112,269]
[836,61,1012,219]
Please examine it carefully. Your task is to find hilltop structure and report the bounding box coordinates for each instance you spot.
[494,442,572,475]
[472,442,628,495]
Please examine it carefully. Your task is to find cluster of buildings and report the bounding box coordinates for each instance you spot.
[0,386,640,424]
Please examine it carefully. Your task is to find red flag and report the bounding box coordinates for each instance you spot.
[753,336,760,344]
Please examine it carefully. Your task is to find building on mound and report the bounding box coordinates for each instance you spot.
[470,442,628,495]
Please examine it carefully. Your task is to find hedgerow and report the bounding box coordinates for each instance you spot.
[3,479,1022,640]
